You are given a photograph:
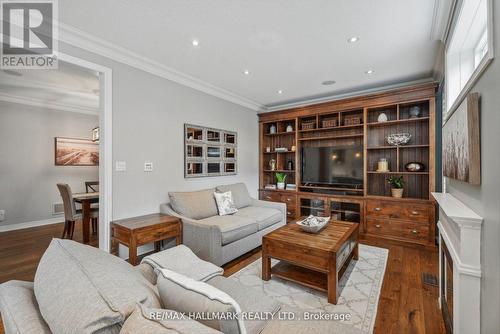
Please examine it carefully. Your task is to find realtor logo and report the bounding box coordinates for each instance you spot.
[1,0,58,69]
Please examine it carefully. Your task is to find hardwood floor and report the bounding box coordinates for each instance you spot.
[0,223,444,334]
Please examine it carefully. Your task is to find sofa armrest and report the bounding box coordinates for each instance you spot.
[0,280,51,334]
[160,203,222,264]
[250,199,287,223]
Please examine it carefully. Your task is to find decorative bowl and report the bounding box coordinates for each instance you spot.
[296,215,330,233]
[405,162,425,172]
[387,133,411,146]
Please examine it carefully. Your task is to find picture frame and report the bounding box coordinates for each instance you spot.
[54,137,99,166]
[442,93,480,184]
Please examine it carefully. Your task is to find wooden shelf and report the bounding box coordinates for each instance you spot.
[299,124,363,132]
[262,151,295,154]
[263,170,295,173]
[299,185,364,192]
[270,262,327,292]
[264,131,296,136]
[298,134,363,141]
[367,144,429,150]
[366,117,430,127]
[367,171,429,175]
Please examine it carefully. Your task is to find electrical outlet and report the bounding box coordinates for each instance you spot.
[0,210,5,222]
[144,162,153,172]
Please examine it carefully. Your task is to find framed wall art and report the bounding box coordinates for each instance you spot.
[55,137,99,166]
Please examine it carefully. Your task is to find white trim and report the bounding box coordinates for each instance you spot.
[262,78,436,112]
[0,92,99,115]
[0,218,62,233]
[430,0,455,41]
[56,23,264,112]
[57,52,113,253]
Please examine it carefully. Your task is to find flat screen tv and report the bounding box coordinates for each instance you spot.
[301,146,363,186]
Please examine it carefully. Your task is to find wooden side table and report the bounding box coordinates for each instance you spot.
[111,213,182,265]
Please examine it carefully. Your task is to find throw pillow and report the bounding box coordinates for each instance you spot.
[214,191,238,216]
[157,268,246,334]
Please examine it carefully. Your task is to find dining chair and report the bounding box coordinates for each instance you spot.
[84,181,99,234]
[85,181,99,193]
[57,183,98,240]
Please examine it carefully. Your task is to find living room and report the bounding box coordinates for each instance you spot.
[0,1,498,334]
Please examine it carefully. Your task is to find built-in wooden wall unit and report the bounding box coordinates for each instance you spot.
[258,83,437,248]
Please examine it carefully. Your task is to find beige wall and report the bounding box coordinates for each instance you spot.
[0,102,99,226]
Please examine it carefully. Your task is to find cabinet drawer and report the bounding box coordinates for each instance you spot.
[366,200,430,222]
[366,219,429,242]
[260,191,281,202]
[286,207,296,219]
[280,194,296,205]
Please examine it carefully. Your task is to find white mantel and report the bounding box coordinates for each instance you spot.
[432,192,483,334]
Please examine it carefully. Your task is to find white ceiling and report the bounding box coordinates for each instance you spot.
[56,1,448,110]
[0,61,100,114]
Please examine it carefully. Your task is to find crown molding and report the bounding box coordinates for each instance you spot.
[56,23,264,112]
[0,92,99,115]
[430,0,455,42]
[262,78,436,112]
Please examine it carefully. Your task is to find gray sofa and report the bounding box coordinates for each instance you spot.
[0,239,360,334]
[160,183,286,266]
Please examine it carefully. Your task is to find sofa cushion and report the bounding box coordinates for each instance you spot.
[34,239,161,334]
[208,276,281,334]
[120,304,221,334]
[199,215,258,245]
[157,269,245,334]
[0,280,51,334]
[141,245,223,283]
[214,191,238,216]
[169,188,218,219]
[235,206,282,230]
[216,183,252,209]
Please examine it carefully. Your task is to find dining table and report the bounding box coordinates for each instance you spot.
[73,192,99,244]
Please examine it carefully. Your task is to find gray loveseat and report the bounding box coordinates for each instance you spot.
[160,183,286,266]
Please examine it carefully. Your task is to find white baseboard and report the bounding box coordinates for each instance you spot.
[0,217,63,233]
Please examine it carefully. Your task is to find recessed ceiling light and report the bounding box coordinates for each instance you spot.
[322,80,336,86]
[243,70,250,75]
[192,39,199,47]
[277,90,283,94]
[365,69,375,75]
[347,37,359,43]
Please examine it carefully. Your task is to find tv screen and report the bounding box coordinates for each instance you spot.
[301,146,363,186]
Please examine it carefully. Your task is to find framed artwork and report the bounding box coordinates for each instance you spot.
[184,124,237,178]
[443,93,480,184]
[54,137,99,166]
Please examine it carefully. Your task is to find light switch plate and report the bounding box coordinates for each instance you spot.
[0,210,5,222]
[144,162,153,172]
[115,161,126,172]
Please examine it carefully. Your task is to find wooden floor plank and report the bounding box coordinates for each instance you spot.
[0,222,445,334]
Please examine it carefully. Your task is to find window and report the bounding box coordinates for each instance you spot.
[445,0,493,115]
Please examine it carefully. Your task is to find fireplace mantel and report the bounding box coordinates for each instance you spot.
[432,192,483,334]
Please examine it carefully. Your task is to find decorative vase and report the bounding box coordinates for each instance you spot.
[409,106,421,118]
[266,147,271,152]
[287,159,294,170]
[269,159,276,170]
[391,188,404,198]
[291,145,296,152]
[286,125,293,132]
[377,158,389,172]
[277,182,285,190]
[377,112,388,122]
[269,124,277,134]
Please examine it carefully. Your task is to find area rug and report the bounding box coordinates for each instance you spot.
[229,244,388,334]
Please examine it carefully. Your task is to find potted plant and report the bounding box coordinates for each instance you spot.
[387,176,404,198]
[275,172,287,190]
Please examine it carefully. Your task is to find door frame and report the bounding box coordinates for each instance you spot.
[58,52,113,252]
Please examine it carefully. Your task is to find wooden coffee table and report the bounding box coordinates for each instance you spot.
[262,219,359,304]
